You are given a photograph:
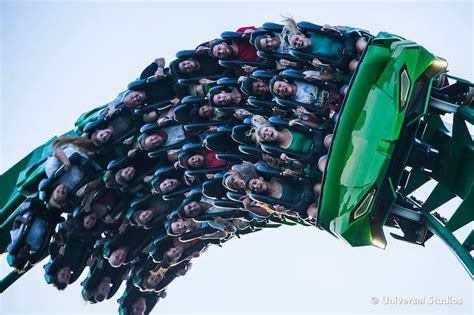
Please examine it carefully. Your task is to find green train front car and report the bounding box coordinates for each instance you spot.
[318,32,448,247]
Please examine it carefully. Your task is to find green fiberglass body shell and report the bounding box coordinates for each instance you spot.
[318,32,447,248]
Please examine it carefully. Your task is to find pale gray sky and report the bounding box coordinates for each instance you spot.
[0,1,472,314]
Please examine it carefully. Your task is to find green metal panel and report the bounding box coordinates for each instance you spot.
[319,33,445,247]
[0,153,32,209]
[446,191,474,233]
[74,105,107,134]
[319,42,391,231]
[401,168,431,195]
[421,207,473,277]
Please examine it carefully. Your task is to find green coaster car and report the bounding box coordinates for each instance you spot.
[318,32,473,277]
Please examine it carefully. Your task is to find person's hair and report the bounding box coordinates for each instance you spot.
[224,162,259,191]
[140,271,163,291]
[252,34,267,51]
[53,136,98,153]
[150,198,174,215]
[281,15,299,45]
[47,198,67,210]
[241,77,258,96]
[103,170,119,189]
[81,288,94,303]
[95,293,106,302]
[189,106,209,123]
[161,249,180,268]
[10,248,30,273]
[164,220,175,236]
[140,277,154,291]
[251,114,268,127]
[63,216,89,237]
[158,130,169,144]
[52,273,68,291]
[169,59,182,77]
[247,115,274,144]
[188,84,205,97]
[236,162,259,183]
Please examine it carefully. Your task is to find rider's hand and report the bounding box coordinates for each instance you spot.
[242,65,257,74]
[155,57,166,67]
[64,161,72,172]
[311,58,323,68]
[274,205,285,212]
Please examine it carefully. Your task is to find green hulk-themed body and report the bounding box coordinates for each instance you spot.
[320,32,473,276]
[1,30,472,296]
[320,32,445,243]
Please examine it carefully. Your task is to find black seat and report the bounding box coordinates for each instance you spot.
[216,77,239,87]
[185,166,230,179]
[268,115,329,134]
[218,59,271,69]
[106,155,130,172]
[225,191,245,202]
[220,31,247,41]
[176,50,196,59]
[117,281,160,315]
[183,120,231,132]
[298,21,343,37]
[215,152,260,164]
[203,132,237,152]
[231,124,254,144]
[194,209,249,222]
[173,104,193,124]
[133,98,175,119]
[83,107,129,134]
[150,235,173,262]
[247,97,287,111]
[238,144,265,159]
[202,174,228,200]
[181,95,206,106]
[252,69,278,80]
[147,138,191,159]
[178,225,219,242]
[261,22,284,32]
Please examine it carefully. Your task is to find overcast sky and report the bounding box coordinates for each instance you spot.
[0,1,472,315]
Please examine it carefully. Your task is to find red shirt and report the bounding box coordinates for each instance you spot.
[234,26,260,62]
[203,150,227,168]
